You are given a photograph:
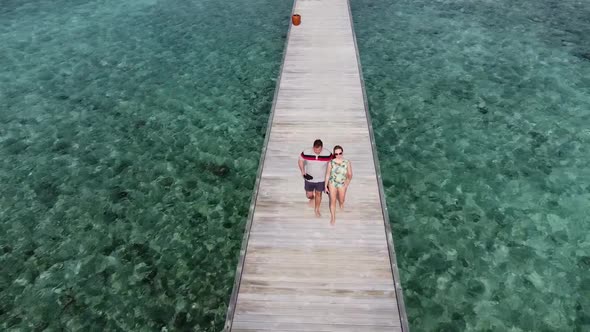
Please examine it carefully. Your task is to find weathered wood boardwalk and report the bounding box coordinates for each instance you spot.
[224,0,408,330]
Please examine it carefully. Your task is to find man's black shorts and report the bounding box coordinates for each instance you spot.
[305,181,325,192]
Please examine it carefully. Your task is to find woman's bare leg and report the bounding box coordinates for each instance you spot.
[328,183,337,224]
[337,186,347,210]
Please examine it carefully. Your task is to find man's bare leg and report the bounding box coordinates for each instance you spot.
[306,191,314,207]
[314,190,322,217]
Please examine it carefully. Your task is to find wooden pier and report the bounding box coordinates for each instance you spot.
[224,0,408,330]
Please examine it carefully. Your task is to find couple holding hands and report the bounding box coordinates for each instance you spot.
[298,139,353,225]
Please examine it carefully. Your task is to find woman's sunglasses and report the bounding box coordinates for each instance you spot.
[335,152,343,155]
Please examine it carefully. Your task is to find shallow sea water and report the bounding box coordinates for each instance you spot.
[351,0,590,330]
[2,0,590,331]
[0,0,290,330]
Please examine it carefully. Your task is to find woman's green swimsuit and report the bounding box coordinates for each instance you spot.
[328,159,349,188]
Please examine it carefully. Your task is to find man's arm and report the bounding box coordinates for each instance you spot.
[298,154,306,176]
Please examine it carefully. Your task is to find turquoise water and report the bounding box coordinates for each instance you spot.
[2,0,589,331]
[0,0,290,330]
[352,0,590,331]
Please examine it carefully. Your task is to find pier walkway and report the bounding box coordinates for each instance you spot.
[224,0,408,330]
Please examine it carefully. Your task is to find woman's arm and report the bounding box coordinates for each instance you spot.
[345,161,353,185]
[325,162,332,189]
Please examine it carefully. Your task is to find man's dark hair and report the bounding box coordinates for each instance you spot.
[313,139,323,148]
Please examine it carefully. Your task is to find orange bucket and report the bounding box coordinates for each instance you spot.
[292,14,301,26]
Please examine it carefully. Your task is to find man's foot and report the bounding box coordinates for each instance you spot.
[315,209,321,217]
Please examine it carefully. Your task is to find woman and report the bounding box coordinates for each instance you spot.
[325,145,353,225]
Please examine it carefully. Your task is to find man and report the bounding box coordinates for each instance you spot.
[298,139,333,216]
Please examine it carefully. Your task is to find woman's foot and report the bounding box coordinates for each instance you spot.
[330,217,335,225]
[315,209,321,217]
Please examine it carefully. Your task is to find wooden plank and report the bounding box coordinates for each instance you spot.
[224,0,409,330]
[242,261,393,273]
[235,300,398,314]
[240,280,395,291]
[244,254,390,264]
[232,321,402,332]
[233,313,399,326]
[236,293,396,305]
